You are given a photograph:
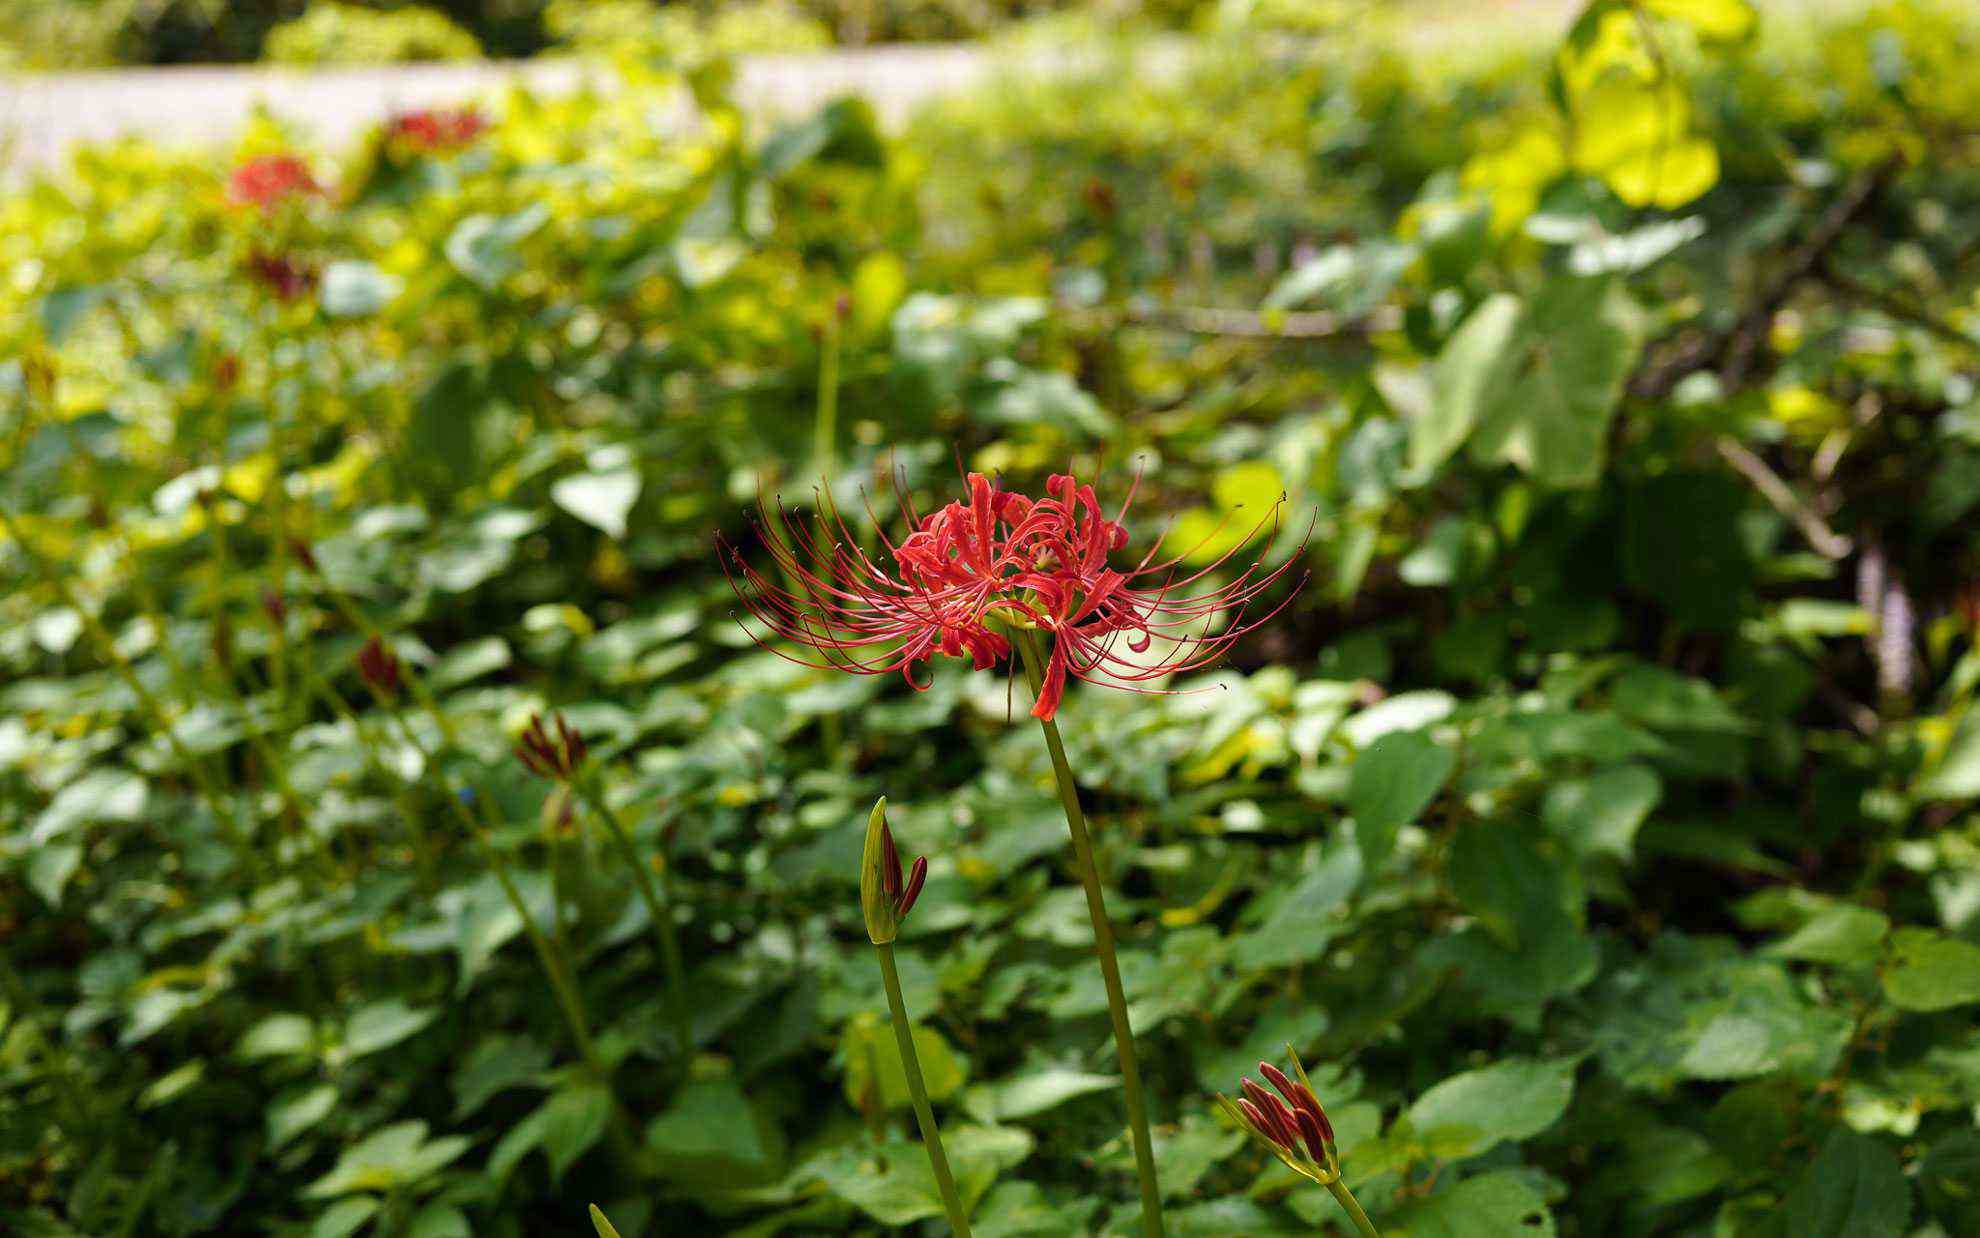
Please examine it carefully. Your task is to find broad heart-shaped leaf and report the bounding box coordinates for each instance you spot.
[1405,1058,1577,1160]
[1782,1130,1912,1238]
[840,1014,968,1111]
[1882,929,1980,1011]
[551,468,641,539]
[1395,1170,1557,1238]
[1411,293,1520,475]
[1571,77,1719,208]
[1468,277,1642,487]
[1348,730,1456,873]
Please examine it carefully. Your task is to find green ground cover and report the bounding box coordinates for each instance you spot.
[4,2,1980,1234]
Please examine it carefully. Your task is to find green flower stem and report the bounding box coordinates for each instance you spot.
[1325,1178,1381,1238]
[123,534,337,881]
[875,941,972,1237]
[1012,627,1165,1238]
[570,776,693,1058]
[360,691,599,1080]
[0,508,265,882]
[0,951,93,1132]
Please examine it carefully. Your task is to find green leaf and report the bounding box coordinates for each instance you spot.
[962,1066,1118,1122]
[492,1084,611,1183]
[445,204,548,289]
[453,1034,551,1118]
[305,1121,469,1198]
[1348,730,1456,871]
[645,1077,774,1175]
[1610,665,1749,732]
[239,1013,316,1059]
[268,1084,339,1150]
[1590,935,1852,1088]
[1468,277,1642,487]
[310,1197,380,1238]
[1882,929,1980,1011]
[1782,1130,1911,1238]
[841,1014,968,1110]
[1542,763,1660,861]
[1398,1170,1557,1237]
[1405,1057,1577,1159]
[408,1204,471,1238]
[31,768,147,845]
[1412,293,1521,475]
[319,261,401,317]
[1767,906,1890,969]
[343,999,437,1058]
[552,468,642,540]
[1916,708,1980,800]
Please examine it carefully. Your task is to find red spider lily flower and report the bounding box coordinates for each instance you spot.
[860,798,928,945]
[226,154,322,212]
[356,636,402,697]
[720,469,1305,721]
[246,252,319,301]
[515,711,588,782]
[387,106,489,154]
[1218,1048,1338,1184]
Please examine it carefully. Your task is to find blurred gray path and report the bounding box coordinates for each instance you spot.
[0,2,1593,173]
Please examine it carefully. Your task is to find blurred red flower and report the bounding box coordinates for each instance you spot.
[226,154,322,212]
[388,106,489,154]
[722,470,1303,721]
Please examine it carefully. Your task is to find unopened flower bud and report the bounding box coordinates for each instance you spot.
[356,635,401,696]
[860,798,928,945]
[1217,1045,1339,1184]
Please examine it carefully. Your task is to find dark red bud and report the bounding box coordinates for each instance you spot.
[287,537,319,573]
[896,855,927,918]
[1259,1062,1297,1104]
[1237,1097,1272,1139]
[1241,1080,1293,1148]
[1294,1107,1330,1163]
[357,636,400,695]
[259,588,287,624]
[880,818,903,902]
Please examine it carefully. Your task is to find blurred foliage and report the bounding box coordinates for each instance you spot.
[5,1,1980,1236]
[263,3,484,66]
[3,0,1380,69]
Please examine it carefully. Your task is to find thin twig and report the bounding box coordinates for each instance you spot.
[1712,437,1853,560]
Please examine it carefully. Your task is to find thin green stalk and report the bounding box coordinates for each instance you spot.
[570,776,692,1058]
[1325,1178,1381,1238]
[354,682,599,1078]
[0,508,264,882]
[875,942,972,1237]
[1011,627,1165,1237]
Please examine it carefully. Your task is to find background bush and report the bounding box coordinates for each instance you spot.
[4,2,1980,1235]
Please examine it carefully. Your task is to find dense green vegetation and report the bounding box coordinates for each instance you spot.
[5,1,1980,1235]
[0,0,1325,70]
